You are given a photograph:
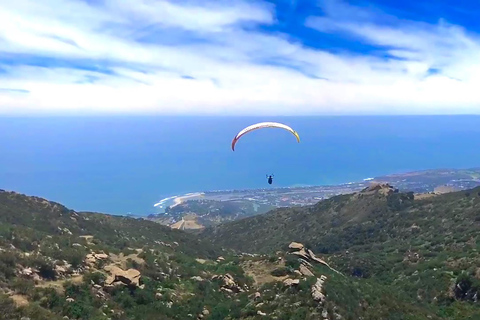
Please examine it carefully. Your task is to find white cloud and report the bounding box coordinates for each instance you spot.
[1,0,480,115]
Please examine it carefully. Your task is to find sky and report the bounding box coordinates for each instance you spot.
[1,0,480,115]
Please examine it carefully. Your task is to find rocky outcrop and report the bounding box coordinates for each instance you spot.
[212,273,246,294]
[288,242,304,250]
[283,278,300,286]
[288,242,344,276]
[104,265,142,288]
[360,183,398,196]
[85,252,109,266]
[20,267,41,282]
[311,275,327,303]
[291,248,310,260]
[299,264,314,277]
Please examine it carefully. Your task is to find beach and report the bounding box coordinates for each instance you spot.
[170,193,205,208]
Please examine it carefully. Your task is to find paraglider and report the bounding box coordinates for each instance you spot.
[231,122,300,151]
[266,174,274,185]
[231,122,300,185]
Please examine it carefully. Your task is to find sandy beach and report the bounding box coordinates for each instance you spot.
[170,192,205,207]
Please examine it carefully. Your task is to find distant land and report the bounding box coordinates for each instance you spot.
[147,167,480,230]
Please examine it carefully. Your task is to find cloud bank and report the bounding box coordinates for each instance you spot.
[1,0,479,115]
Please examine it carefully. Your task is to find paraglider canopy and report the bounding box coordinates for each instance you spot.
[231,122,300,151]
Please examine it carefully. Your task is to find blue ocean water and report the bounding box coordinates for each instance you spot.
[1,115,480,215]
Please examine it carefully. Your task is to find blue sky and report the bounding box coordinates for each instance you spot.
[1,0,480,115]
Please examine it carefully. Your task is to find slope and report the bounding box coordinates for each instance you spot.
[202,184,480,318]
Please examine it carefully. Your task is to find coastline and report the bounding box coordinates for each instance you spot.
[152,167,480,213]
[170,193,205,208]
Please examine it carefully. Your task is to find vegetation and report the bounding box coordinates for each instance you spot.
[203,185,480,319]
[1,185,479,319]
[148,199,274,228]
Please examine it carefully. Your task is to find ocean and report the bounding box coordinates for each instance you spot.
[1,115,480,215]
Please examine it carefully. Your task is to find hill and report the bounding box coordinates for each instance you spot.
[1,187,479,319]
[147,199,274,231]
[0,189,246,320]
[202,184,480,318]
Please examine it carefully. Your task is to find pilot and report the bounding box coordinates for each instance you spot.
[266,174,274,185]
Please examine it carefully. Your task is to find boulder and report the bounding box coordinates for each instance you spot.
[311,276,327,303]
[104,266,141,288]
[283,278,300,286]
[191,276,203,282]
[288,242,304,250]
[299,264,314,277]
[95,253,109,260]
[291,248,310,260]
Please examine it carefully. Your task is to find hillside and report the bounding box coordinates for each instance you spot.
[1,187,479,319]
[202,184,480,318]
[0,189,244,320]
[147,199,274,231]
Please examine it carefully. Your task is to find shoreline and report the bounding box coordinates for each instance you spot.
[152,167,480,211]
[170,192,205,208]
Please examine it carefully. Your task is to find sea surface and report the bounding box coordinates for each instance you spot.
[1,115,480,215]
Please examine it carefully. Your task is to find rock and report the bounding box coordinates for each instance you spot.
[307,249,327,265]
[95,253,109,260]
[155,292,163,299]
[322,309,328,318]
[72,243,82,247]
[191,276,203,281]
[360,183,397,196]
[202,309,210,316]
[291,248,310,260]
[217,256,225,262]
[311,277,327,303]
[299,264,314,277]
[196,258,207,264]
[300,258,313,269]
[85,254,97,265]
[288,242,304,250]
[104,266,141,288]
[220,287,233,294]
[283,278,300,286]
[254,292,261,300]
[212,274,244,293]
[21,267,34,276]
[55,265,68,275]
[66,297,75,303]
[257,311,267,316]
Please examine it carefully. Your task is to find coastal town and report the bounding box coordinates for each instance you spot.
[188,168,480,208]
[147,168,480,230]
